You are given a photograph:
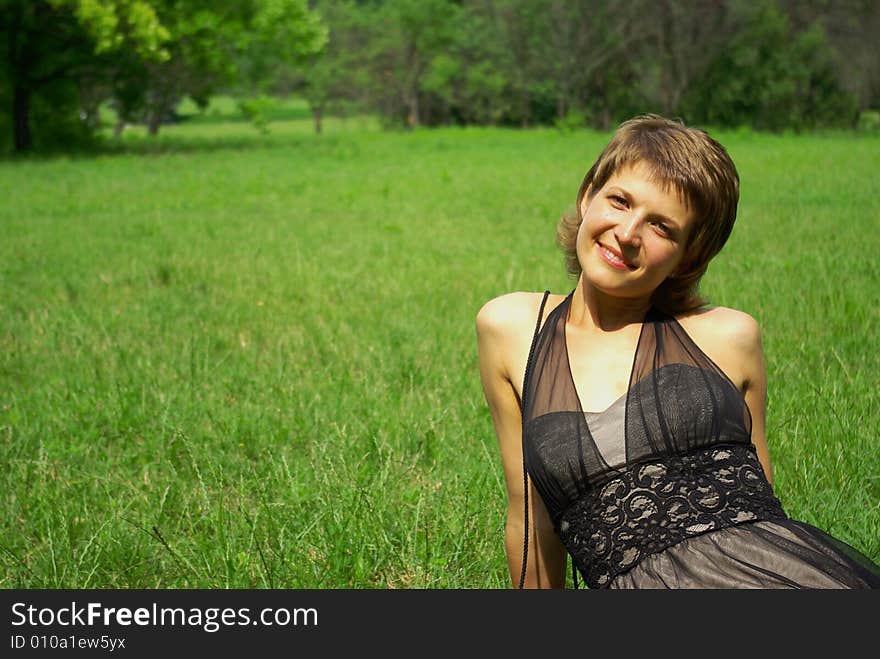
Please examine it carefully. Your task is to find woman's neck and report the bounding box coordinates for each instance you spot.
[568,277,653,332]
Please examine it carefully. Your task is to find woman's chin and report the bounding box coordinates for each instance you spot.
[579,271,661,301]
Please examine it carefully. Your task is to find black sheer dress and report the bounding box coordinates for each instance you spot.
[520,289,880,589]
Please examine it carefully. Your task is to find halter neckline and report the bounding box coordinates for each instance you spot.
[560,291,654,416]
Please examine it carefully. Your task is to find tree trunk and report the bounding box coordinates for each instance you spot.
[13,84,32,153]
[557,95,568,120]
[313,106,323,134]
[599,107,611,131]
[8,0,32,153]
[147,111,161,136]
[407,91,420,128]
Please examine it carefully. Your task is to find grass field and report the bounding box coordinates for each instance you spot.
[1,105,878,588]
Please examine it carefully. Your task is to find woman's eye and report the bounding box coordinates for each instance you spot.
[653,221,671,236]
[610,195,627,206]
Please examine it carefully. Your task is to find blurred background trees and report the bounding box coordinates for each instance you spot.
[0,0,326,151]
[2,0,879,152]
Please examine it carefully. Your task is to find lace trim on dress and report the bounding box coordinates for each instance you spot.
[557,443,788,588]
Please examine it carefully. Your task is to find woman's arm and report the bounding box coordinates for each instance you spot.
[732,312,774,485]
[688,307,775,484]
[476,293,568,588]
[704,307,773,485]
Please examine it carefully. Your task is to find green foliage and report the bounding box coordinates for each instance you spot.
[287,0,372,129]
[237,95,278,134]
[237,0,328,93]
[682,3,858,130]
[0,0,327,152]
[129,1,327,135]
[857,110,880,132]
[554,110,587,134]
[249,0,327,60]
[52,0,170,59]
[0,0,177,152]
[288,0,873,133]
[28,80,103,151]
[422,53,461,106]
[418,7,513,125]
[369,0,461,127]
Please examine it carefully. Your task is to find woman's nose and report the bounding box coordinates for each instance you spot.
[617,212,645,245]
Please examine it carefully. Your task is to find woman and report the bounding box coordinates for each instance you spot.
[476,115,880,589]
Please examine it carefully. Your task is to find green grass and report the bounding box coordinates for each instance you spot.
[1,115,878,588]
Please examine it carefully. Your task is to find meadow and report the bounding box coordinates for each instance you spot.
[1,103,878,588]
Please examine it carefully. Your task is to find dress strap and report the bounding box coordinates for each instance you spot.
[518,290,551,589]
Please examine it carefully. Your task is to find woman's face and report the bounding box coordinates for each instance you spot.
[576,160,696,301]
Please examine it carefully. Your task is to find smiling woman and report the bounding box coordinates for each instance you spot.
[476,114,880,589]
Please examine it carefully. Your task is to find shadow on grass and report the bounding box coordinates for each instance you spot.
[0,110,380,162]
[0,131,328,162]
[179,106,314,125]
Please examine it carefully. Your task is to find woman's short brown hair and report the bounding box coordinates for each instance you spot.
[556,114,740,314]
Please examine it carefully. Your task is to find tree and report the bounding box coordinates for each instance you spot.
[1,0,168,152]
[114,0,327,136]
[640,0,733,117]
[286,0,369,134]
[778,0,880,111]
[0,0,327,151]
[684,1,858,130]
[496,0,650,128]
[365,0,460,128]
[420,4,513,126]
[237,0,877,133]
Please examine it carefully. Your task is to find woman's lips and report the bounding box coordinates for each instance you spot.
[597,243,635,270]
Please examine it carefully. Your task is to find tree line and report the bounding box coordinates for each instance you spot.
[293,0,879,133]
[2,0,879,153]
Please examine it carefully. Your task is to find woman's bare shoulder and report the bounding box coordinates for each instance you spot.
[476,291,565,338]
[477,291,566,395]
[676,305,762,350]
